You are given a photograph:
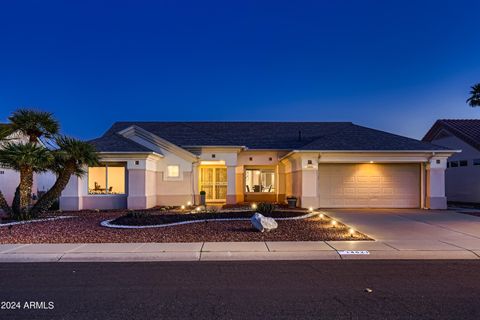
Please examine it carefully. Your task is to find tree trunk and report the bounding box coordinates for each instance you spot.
[18,167,33,219]
[0,190,12,216]
[31,163,75,216]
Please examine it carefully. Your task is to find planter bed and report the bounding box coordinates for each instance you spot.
[0,209,371,243]
[110,210,306,226]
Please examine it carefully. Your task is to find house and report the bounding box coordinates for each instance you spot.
[60,122,457,211]
[423,119,480,204]
[0,124,56,207]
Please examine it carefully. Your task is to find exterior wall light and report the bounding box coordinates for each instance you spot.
[349,228,355,237]
[251,203,257,210]
[319,213,324,219]
[308,207,313,212]
[181,205,185,210]
[187,201,192,206]
[196,207,202,212]
[331,220,337,228]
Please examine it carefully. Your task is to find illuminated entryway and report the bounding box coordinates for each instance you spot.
[199,166,228,202]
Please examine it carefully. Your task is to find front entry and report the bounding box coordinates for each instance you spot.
[199,166,227,202]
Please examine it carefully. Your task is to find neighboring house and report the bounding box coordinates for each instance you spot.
[0,124,56,207]
[60,122,456,211]
[423,119,480,204]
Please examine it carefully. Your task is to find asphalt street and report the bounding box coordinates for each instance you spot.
[1,260,479,319]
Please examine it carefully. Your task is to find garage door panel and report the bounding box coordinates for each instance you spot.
[319,163,420,208]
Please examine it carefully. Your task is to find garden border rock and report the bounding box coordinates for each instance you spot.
[0,216,76,227]
[100,212,319,229]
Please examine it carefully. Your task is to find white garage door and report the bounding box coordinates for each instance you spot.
[318,163,420,208]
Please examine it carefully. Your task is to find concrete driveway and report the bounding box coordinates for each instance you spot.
[325,209,480,251]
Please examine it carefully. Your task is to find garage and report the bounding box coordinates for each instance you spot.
[318,163,421,208]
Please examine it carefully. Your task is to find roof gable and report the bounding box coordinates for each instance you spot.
[423,119,480,151]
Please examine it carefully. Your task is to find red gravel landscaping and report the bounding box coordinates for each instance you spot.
[0,210,372,243]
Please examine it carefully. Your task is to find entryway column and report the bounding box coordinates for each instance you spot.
[300,156,319,209]
[426,157,448,209]
[226,166,236,204]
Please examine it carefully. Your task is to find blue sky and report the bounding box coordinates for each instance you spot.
[0,0,479,140]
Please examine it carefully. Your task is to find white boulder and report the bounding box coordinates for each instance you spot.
[251,213,278,232]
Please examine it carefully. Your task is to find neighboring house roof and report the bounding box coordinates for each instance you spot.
[89,121,450,153]
[423,119,480,151]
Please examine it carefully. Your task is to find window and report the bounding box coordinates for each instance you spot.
[88,163,126,195]
[474,159,480,166]
[245,169,275,193]
[459,160,468,167]
[167,165,180,178]
[450,161,459,168]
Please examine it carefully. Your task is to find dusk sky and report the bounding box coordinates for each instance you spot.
[1,0,479,140]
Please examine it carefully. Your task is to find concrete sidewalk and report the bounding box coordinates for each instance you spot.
[1,240,479,262]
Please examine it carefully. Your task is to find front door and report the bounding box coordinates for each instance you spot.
[199,167,227,202]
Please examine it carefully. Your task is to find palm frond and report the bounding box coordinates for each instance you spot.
[0,142,53,172]
[466,83,480,107]
[8,109,60,141]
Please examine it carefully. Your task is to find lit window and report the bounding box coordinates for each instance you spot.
[88,163,126,195]
[167,165,180,178]
[245,169,275,193]
[459,160,468,167]
[473,159,480,166]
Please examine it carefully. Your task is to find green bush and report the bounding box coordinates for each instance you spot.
[256,202,276,215]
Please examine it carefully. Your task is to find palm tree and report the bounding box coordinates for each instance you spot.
[31,136,99,215]
[0,109,59,142]
[0,109,60,216]
[0,143,53,219]
[467,83,480,107]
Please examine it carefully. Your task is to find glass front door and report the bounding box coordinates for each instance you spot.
[199,167,227,202]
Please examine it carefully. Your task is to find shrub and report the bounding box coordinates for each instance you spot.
[256,202,276,215]
[126,211,149,219]
[206,206,219,213]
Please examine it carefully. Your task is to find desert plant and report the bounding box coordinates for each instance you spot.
[0,142,53,219]
[256,202,276,215]
[0,109,59,142]
[30,136,99,216]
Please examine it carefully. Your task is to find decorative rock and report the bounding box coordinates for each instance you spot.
[251,213,278,232]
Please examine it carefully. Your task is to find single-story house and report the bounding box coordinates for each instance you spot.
[60,122,457,211]
[423,119,480,204]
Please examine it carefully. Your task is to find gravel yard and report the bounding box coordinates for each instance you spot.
[0,210,371,243]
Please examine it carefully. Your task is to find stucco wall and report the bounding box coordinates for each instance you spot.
[430,134,480,203]
[156,171,193,206]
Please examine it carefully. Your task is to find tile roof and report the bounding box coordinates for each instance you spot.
[422,119,480,151]
[89,121,450,153]
[89,133,153,153]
